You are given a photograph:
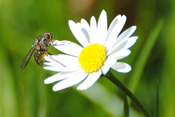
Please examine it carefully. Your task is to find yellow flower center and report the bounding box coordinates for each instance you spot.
[78,43,107,73]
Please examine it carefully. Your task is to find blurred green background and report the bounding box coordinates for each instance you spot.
[0,0,174,117]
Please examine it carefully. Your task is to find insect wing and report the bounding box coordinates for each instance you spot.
[20,47,35,70]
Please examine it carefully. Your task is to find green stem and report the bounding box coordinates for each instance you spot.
[105,71,151,117]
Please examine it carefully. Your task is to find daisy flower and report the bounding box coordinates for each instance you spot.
[44,10,138,91]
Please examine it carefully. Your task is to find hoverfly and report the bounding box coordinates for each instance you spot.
[20,32,52,71]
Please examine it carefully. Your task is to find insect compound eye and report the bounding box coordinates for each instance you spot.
[44,32,52,40]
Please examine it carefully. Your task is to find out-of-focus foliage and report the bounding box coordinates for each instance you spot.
[0,0,173,116]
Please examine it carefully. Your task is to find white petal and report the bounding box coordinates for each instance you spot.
[43,66,65,72]
[52,70,88,91]
[49,54,79,68]
[43,62,66,69]
[125,36,138,49]
[101,56,118,75]
[107,40,128,55]
[44,73,67,84]
[68,20,89,47]
[97,10,107,45]
[109,36,138,54]
[52,40,82,56]
[44,62,53,66]
[108,49,131,60]
[43,66,80,72]
[44,55,80,72]
[44,70,84,84]
[90,16,97,33]
[111,62,131,73]
[44,72,72,84]
[80,19,91,43]
[101,62,113,75]
[51,40,71,46]
[112,26,137,47]
[77,70,101,90]
[44,54,79,69]
[81,19,90,29]
[105,15,126,50]
[44,55,65,67]
[89,16,98,43]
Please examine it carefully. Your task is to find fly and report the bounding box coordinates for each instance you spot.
[20,32,52,71]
